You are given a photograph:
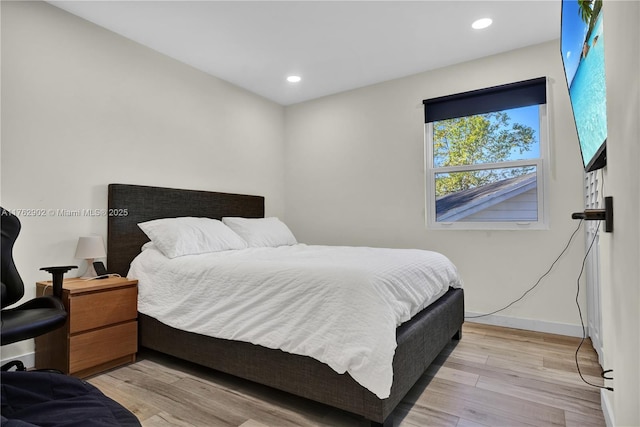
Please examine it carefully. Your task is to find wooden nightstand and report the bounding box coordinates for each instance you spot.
[34,276,138,378]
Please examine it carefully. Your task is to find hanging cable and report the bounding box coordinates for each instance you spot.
[466,219,584,319]
[574,220,613,391]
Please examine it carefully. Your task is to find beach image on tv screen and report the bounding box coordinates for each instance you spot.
[561,0,607,168]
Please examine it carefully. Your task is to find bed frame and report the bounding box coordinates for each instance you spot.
[107,183,464,426]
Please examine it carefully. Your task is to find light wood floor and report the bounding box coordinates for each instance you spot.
[88,323,606,427]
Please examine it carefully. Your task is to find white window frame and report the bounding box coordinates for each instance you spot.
[425,103,549,231]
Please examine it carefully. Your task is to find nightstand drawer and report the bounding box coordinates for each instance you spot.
[69,321,138,374]
[69,286,137,333]
[35,277,138,377]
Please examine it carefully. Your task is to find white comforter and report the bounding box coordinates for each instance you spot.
[128,244,462,398]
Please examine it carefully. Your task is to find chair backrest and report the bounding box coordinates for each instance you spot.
[1,208,25,308]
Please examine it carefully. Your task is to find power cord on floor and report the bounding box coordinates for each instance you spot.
[574,221,614,391]
[465,219,584,319]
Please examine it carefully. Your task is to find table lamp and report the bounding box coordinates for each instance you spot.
[74,235,106,278]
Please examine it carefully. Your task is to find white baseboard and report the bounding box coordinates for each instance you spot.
[465,311,586,337]
[0,351,35,369]
[601,389,615,427]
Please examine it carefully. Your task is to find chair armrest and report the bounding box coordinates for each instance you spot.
[39,266,77,299]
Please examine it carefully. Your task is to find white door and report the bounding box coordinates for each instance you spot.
[584,170,604,365]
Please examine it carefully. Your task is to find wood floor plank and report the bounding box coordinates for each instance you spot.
[543,355,603,378]
[90,373,162,422]
[441,351,604,397]
[437,344,489,365]
[482,356,604,394]
[105,364,244,426]
[475,375,604,416]
[87,323,605,427]
[424,364,480,386]
[455,417,490,427]
[417,376,566,427]
[142,412,198,427]
[409,387,543,427]
[238,421,270,427]
[171,376,327,427]
[564,408,609,427]
[457,333,595,366]
[128,358,191,384]
[452,339,545,367]
[394,400,460,427]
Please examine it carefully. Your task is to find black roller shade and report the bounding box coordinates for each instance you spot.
[423,77,547,123]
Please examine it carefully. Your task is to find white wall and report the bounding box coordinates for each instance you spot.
[599,1,640,425]
[284,41,588,332]
[0,1,285,359]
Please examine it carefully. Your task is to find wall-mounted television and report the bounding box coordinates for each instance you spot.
[560,0,607,172]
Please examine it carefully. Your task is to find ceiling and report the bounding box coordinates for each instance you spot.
[48,1,560,106]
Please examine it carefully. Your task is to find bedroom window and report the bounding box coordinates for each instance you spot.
[423,77,548,230]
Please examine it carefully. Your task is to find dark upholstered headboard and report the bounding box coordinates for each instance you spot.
[107,184,265,277]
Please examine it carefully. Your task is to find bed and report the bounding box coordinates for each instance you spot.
[107,183,464,427]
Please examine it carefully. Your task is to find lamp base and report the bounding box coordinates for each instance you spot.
[80,258,97,279]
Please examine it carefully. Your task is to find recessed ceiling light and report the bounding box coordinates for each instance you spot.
[287,75,301,83]
[472,18,493,30]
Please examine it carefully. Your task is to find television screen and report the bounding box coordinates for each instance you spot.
[560,0,607,172]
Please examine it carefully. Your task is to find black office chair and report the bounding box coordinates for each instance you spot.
[1,208,71,371]
[1,208,141,426]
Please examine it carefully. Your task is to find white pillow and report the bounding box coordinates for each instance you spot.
[222,217,297,248]
[138,217,247,258]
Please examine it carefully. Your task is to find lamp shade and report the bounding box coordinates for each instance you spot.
[74,236,106,259]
